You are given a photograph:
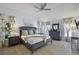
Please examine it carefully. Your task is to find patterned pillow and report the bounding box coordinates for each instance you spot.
[22,30,28,36]
[28,30,34,35]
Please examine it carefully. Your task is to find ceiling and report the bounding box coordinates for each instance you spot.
[0,3,79,21]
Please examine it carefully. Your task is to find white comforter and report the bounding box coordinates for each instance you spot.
[21,34,50,44]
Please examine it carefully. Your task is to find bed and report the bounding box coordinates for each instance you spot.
[19,26,51,54]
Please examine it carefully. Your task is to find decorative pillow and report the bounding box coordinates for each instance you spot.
[22,30,28,36]
[28,30,34,35]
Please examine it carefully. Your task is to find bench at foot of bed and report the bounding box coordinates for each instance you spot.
[26,40,47,54]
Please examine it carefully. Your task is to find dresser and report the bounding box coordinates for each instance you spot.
[49,30,61,41]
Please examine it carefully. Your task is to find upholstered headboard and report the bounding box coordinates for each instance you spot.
[19,26,37,38]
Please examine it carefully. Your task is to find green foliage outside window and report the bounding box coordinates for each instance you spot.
[5,22,11,39]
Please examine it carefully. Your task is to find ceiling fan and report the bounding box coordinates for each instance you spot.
[33,3,51,11]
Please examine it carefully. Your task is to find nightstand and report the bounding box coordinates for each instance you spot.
[9,36,20,46]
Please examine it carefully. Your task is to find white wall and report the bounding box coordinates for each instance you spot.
[0,6,38,28]
[0,3,79,21]
[0,3,79,26]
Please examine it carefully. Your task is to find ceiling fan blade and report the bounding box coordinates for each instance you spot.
[43,8,51,10]
[33,3,51,12]
[33,5,41,9]
[41,3,47,9]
